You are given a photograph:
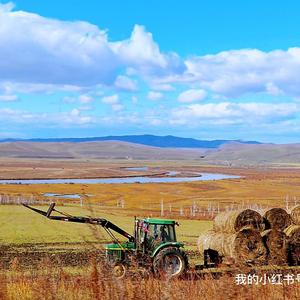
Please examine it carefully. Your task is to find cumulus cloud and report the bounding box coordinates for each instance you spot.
[114,75,138,91]
[0,81,82,94]
[62,94,93,104]
[101,94,124,111]
[177,89,207,103]
[0,94,18,102]
[101,94,119,104]
[0,107,93,126]
[2,3,300,102]
[2,3,300,139]
[111,25,185,77]
[184,48,300,97]
[70,108,80,117]
[0,5,184,91]
[150,83,174,91]
[171,102,299,125]
[147,91,163,100]
[0,4,118,87]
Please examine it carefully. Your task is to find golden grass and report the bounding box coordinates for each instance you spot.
[1,167,300,215]
[1,161,300,299]
[2,260,300,300]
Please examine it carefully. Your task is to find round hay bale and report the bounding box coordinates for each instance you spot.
[197,228,267,266]
[197,231,236,258]
[284,225,300,265]
[213,209,264,233]
[261,229,288,265]
[234,227,267,266]
[263,208,291,230]
[290,206,300,225]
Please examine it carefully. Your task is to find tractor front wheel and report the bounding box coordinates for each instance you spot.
[112,263,126,279]
[153,247,188,278]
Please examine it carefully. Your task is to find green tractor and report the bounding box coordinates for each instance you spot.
[23,203,188,279]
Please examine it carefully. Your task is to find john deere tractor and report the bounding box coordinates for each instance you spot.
[23,203,188,278]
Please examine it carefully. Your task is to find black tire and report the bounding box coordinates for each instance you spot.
[153,247,188,278]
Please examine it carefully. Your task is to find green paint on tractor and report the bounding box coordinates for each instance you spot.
[145,218,176,225]
[105,242,135,251]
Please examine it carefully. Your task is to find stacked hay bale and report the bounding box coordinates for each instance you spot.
[198,209,267,266]
[284,225,300,265]
[262,208,291,266]
[290,205,300,225]
[286,206,300,265]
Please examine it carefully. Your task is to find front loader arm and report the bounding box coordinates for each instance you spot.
[23,203,135,242]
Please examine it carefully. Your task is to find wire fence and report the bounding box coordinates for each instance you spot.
[1,193,299,220]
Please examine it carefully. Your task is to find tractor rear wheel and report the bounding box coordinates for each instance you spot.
[153,247,188,278]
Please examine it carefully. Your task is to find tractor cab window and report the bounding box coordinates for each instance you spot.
[148,224,176,243]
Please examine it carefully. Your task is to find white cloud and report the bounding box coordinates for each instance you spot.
[265,82,283,96]
[3,3,300,103]
[70,108,80,117]
[101,94,119,104]
[238,102,297,117]
[0,94,18,102]
[110,25,185,77]
[171,102,299,125]
[0,81,83,94]
[0,5,184,90]
[101,93,124,111]
[177,89,207,103]
[111,25,166,68]
[63,94,93,104]
[79,94,93,103]
[150,83,174,91]
[0,4,118,87]
[0,107,93,126]
[149,118,163,126]
[147,91,163,100]
[184,48,300,97]
[114,75,138,91]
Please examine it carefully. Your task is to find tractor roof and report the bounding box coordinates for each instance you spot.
[144,218,175,225]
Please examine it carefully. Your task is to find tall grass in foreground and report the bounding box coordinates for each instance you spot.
[1,259,300,300]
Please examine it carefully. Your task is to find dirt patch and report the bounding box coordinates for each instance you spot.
[0,243,105,270]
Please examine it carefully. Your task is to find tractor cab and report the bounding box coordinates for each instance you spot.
[136,218,180,255]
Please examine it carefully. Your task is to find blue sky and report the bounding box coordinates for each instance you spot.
[0,1,300,142]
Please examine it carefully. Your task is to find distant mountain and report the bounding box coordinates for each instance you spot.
[0,135,261,149]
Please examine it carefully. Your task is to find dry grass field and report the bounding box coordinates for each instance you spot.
[2,264,300,300]
[1,159,300,299]
[0,159,300,215]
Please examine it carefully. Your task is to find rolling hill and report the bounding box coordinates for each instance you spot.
[0,141,206,160]
[0,136,299,165]
[203,142,300,165]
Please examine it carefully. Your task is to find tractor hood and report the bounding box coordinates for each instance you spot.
[105,242,135,251]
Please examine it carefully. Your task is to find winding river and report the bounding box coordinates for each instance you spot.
[0,172,239,185]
